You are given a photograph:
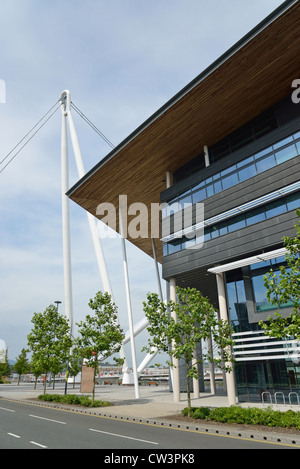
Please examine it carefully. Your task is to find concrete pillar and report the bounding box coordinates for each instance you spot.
[216,272,236,406]
[170,277,180,402]
[192,349,200,398]
[204,145,210,167]
[207,335,216,395]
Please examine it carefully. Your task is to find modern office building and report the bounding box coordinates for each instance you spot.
[67,0,300,403]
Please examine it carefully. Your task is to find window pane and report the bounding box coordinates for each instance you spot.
[238,163,257,182]
[168,239,182,254]
[227,214,246,232]
[286,192,300,211]
[275,144,297,164]
[214,180,222,194]
[252,274,277,312]
[246,206,266,226]
[237,156,254,168]
[255,154,276,173]
[222,172,239,190]
[265,199,287,218]
[178,192,192,210]
[206,183,214,198]
[204,227,211,242]
[163,243,168,256]
[293,131,300,140]
[219,221,228,236]
[211,225,219,239]
[192,188,206,203]
[273,136,293,150]
[254,146,272,159]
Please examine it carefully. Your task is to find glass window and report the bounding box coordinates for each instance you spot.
[222,172,239,190]
[204,227,211,242]
[221,166,235,177]
[273,136,293,150]
[167,199,180,216]
[252,273,278,312]
[265,199,287,219]
[211,225,219,239]
[168,238,182,254]
[206,183,214,198]
[245,206,266,226]
[238,163,257,182]
[227,214,246,232]
[286,192,300,211]
[178,191,192,210]
[293,131,300,140]
[255,154,276,173]
[237,156,254,168]
[182,236,196,250]
[163,243,168,256]
[219,221,228,236]
[254,146,272,159]
[192,188,206,204]
[213,180,223,194]
[275,144,297,164]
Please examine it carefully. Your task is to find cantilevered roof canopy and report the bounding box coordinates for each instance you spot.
[67,0,300,262]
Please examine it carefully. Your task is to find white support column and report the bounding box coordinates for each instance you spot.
[59,90,128,371]
[151,238,163,301]
[216,272,236,406]
[207,335,216,395]
[60,100,73,336]
[119,206,139,398]
[170,277,180,402]
[204,145,210,167]
[166,171,171,189]
[192,350,200,399]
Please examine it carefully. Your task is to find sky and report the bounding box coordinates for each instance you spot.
[0,0,284,366]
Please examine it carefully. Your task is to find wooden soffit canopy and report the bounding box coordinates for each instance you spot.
[68,1,300,262]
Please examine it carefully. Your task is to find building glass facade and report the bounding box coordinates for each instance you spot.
[225,259,300,403]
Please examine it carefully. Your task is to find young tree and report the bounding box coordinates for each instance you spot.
[27,305,73,395]
[30,358,44,389]
[75,291,125,403]
[0,348,11,382]
[259,209,300,339]
[142,286,234,416]
[14,348,30,385]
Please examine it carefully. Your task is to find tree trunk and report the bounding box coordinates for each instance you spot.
[186,363,191,417]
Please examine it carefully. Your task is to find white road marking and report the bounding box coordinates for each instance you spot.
[29,414,66,425]
[30,441,48,448]
[7,433,21,438]
[89,428,159,445]
[0,407,15,412]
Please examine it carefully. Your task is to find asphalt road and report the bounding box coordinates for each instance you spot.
[0,398,298,452]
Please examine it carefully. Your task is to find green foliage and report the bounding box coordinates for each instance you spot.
[182,405,300,429]
[14,348,31,384]
[75,291,125,403]
[37,393,111,407]
[27,304,72,394]
[260,209,300,339]
[143,286,234,416]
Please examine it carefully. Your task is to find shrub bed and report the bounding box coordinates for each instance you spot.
[182,405,300,430]
[38,393,111,408]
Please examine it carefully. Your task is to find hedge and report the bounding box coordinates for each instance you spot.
[38,393,111,408]
[182,405,300,430]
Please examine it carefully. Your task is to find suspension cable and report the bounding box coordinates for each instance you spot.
[0,101,61,174]
[71,102,115,149]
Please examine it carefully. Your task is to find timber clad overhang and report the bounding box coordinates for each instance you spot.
[67,0,300,262]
